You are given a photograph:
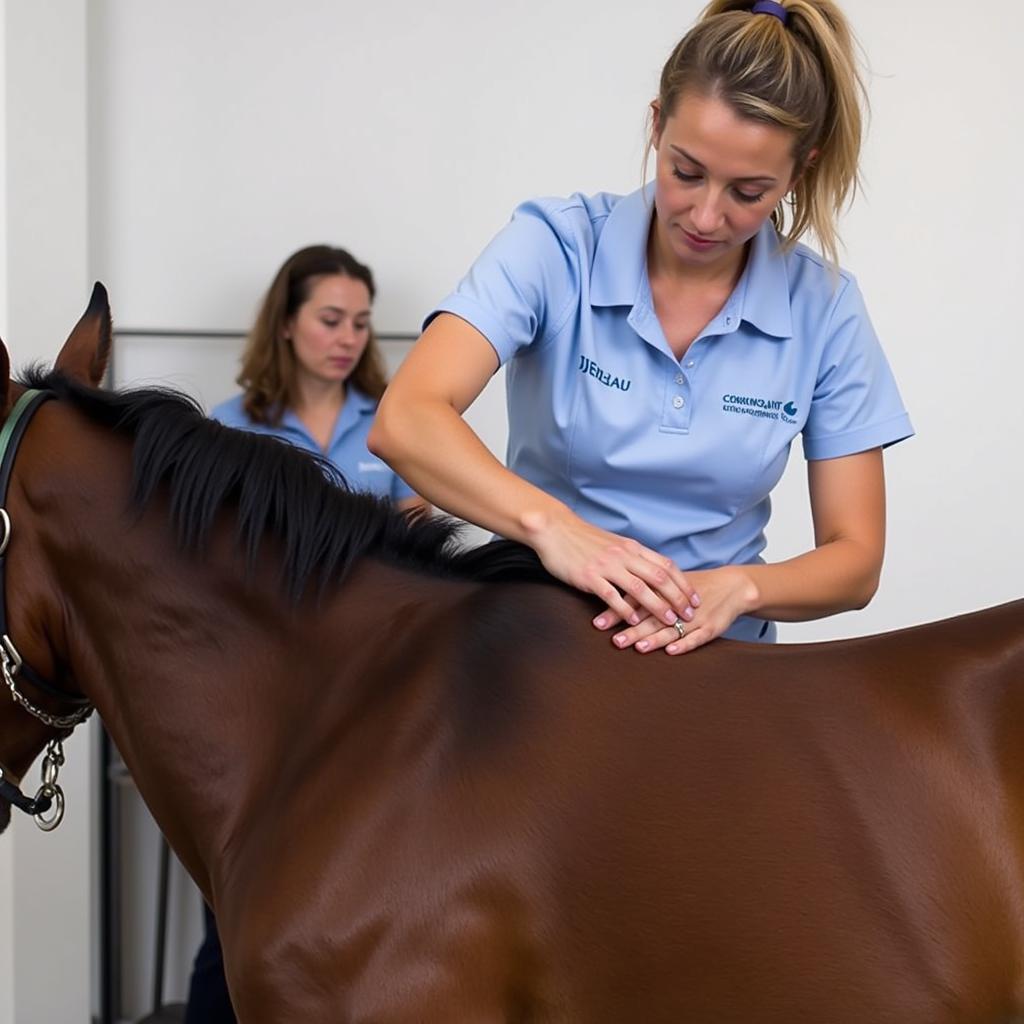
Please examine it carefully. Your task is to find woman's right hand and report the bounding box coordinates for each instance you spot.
[521,508,700,629]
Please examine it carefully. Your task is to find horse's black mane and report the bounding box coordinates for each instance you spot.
[22,368,557,600]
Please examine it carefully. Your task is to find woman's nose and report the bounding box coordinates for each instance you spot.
[691,193,725,235]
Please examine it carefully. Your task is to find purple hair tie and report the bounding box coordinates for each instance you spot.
[751,0,788,24]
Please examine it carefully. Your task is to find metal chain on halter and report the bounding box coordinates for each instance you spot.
[1,635,93,731]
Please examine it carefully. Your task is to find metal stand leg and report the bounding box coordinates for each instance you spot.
[98,726,121,1024]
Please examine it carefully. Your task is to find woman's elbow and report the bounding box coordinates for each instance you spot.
[367,400,402,462]
[850,576,880,611]
[848,561,882,611]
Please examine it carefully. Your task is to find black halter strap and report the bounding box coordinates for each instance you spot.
[0,389,90,711]
[0,766,53,816]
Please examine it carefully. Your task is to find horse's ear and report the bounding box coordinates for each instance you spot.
[55,282,112,387]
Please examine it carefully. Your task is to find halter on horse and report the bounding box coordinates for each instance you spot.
[2,286,1024,1023]
[0,348,94,833]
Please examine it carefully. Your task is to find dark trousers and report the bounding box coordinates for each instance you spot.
[184,903,236,1024]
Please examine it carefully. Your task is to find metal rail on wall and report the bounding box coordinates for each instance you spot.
[108,326,418,383]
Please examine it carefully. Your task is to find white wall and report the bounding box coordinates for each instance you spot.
[769,0,1024,637]
[1,5,94,1023]
[88,0,672,333]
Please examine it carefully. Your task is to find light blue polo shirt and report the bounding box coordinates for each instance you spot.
[211,386,415,502]
[428,184,913,642]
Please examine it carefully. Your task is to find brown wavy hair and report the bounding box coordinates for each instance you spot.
[647,0,867,268]
[238,245,389,425]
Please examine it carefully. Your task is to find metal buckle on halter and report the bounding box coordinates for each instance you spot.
[1,632,22,675]
[0,508,11,556]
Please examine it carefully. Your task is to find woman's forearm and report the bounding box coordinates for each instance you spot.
[368,398,569,544]
[743,538,883,622]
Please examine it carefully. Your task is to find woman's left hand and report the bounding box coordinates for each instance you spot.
[593,566,760,655]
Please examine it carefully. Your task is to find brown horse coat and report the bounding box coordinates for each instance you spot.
[1,291,1023,1022]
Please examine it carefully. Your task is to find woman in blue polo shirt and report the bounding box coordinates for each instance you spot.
[370,0,912,653]
[211,244,423,513]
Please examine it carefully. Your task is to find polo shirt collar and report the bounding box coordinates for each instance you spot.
[734,219,793,340]
[590,183,653,308]
[342,384,377,416]
[325,384,376,450]
[589,183,793,340]
[279,383,377,452]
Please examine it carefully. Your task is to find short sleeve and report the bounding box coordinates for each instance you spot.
[802,277,914,460]
[424,200,579,365]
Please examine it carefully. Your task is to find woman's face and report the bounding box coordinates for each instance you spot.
[285,273,372,387]
[651,91,800,272]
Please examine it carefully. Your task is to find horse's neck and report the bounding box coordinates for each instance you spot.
[59,505,292,887]
[52,471,452,893]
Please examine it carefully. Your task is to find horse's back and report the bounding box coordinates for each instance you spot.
[433,587,1024,1022]
[226,582,1024,1022]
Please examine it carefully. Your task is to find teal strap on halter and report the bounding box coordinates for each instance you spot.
[0,389,46,469]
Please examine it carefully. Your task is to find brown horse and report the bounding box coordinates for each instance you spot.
[2,287,1024,1023]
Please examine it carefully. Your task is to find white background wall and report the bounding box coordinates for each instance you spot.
[0,0,1021,1019]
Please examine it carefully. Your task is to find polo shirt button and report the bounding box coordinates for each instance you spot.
[672,396,685,409]
[686,360,695,368]
[725,316,733,325]
[675,374,685,385]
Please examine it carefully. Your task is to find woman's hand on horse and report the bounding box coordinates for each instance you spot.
[523,511,699,628]
[597,567,760,655]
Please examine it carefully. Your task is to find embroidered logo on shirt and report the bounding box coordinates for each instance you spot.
[722,394,799,424]
[357,460,388,473]
[578,356,632,393]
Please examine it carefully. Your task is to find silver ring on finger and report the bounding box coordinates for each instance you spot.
[673,618,686,640]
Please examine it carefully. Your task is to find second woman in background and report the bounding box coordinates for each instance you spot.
[212,244,425,514]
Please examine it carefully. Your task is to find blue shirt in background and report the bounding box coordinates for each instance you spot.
[428,184,914,642]
[211,386,415,503]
